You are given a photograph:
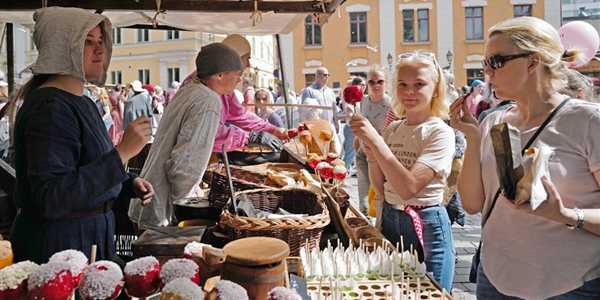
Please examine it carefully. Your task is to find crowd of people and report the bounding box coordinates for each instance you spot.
[0,6,598,299]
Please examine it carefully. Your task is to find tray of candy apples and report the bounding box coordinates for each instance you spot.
[297,241,453,300]
[0,247,207,300]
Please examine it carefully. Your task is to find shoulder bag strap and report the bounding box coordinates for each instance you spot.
[482,97,571,226]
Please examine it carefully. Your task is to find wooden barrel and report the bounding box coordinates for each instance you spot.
[221,237,290,300]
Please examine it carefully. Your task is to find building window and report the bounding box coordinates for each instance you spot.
[304,16,322,46]
[110,71,122,85]
[466,69,484,86]
[402,10,414,42]
[167,68,180,85]
[138,69,150,84]
[167,30,180,40]
[349,12,367,44]
[305,74,315,87]
[260,41,265,59]
[112,28,122,44]
[136,29,150,42]
[514,5,532,17]
[417,9,429,42]
[465,7,484,40]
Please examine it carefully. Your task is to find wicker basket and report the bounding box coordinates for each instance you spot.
[219,188,330,256]
[207,165,278,209]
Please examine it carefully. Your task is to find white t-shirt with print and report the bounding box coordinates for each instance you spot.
[381,118,455,207]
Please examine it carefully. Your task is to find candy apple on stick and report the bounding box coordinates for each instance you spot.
[343,85,364,113]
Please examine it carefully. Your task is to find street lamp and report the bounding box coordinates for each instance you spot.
[387,53,393,67]
[445,50,453,70]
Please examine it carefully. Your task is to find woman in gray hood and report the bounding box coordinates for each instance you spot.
[8,7,154,264]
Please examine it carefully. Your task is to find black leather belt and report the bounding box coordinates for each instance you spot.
[20,200,115,220]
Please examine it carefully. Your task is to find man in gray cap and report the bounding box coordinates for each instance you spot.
[129,43,245,229]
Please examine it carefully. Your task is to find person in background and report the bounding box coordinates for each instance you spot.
[123,80,153,130]
[451,16,600,299]
[301,67,339,133]
[443,72,459,103]
[8,7,154,264]
[560,67,595,102]
[465,79,484,119]
[129,43,245,229]
[459,85,469,98]
[164,81,180,108]
[180,34,287,152]
[255,88,284,128]
[152,85,164,125]
[0,81,9,163]
[97,87,113,131]
[274,81,298,128]
[242,77,256,114]
[108,90,124,145]
[301,98,342,156]
[476,84,515,123]
[354,66,392,216]
[350,50,455,291]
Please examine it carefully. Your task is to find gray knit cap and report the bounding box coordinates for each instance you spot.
[196,43,245,78]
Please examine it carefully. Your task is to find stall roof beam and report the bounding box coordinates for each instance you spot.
[0,0,341,14]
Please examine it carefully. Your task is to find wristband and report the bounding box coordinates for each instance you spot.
[566,207,584,231]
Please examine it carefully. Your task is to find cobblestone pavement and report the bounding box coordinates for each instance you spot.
[342,175,480,299]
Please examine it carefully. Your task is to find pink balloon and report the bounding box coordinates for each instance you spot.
[558,21,600,68]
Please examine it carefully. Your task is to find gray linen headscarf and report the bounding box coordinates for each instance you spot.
[32,7,113,86]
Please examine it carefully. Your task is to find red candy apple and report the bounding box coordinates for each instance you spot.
[343,85,364,106]
[123,256,161,298]
[27,263,74,300]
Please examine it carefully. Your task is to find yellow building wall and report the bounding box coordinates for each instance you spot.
[292,0,382,90]
[292,0,550,90]
[450,1,546,85]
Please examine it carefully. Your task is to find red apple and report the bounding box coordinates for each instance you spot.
[27,263,74,300]
[124,256,161,298]
[0,261,38,300]
[79,261,124,300]
[343,85,364,106]
[159,258,199,289]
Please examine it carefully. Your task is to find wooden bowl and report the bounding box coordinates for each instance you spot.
[346,217,369,229]
[355,226,380,240]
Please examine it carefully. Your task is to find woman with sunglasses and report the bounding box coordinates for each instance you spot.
[349,51,455,291]
[353,67,391,216]
[451,17,600,299]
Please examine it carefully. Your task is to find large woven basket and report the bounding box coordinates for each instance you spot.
[219,188,330,256]
[207,165,277,209]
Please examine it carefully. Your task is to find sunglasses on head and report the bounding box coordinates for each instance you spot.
[481,52,532,70]
[368,79,385,86]
[398,52,436,61]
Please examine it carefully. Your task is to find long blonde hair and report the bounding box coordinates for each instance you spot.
[488,17,587,92]
[390,50,448,119]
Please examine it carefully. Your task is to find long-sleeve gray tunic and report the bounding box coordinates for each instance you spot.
[128,81,221,228]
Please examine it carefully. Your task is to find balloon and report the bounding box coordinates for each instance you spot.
[558,21,600,68]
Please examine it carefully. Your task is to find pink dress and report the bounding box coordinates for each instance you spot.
[465,94,482,117]
[108,93,123,145]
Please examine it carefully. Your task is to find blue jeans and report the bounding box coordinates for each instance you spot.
[477,263,600,299]
[381,202,455,291]
[342,124,356,168]
[355,151,370,215]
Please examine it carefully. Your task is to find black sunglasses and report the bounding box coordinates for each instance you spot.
[481,52,532,70]
[368,79,385,86]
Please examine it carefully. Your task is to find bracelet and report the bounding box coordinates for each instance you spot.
[566,206,585,231]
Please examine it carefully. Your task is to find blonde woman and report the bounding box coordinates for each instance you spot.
[451,17,600,298]
[255,88,284,127]
[349,50,455,291]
